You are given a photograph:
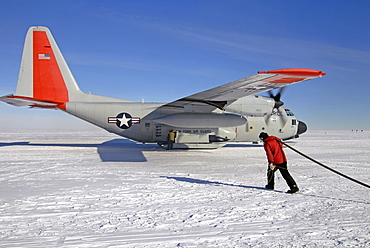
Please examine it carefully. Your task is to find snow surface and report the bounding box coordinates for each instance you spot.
[0,129,369,247]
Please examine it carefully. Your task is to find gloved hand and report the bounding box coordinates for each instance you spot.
[268,163,276,170]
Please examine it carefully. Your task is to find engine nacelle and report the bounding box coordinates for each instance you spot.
[226,95,275,116]
[153,113,247,128]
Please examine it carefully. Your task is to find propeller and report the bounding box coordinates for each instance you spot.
[268,87,285,109]
[265,87,288,127]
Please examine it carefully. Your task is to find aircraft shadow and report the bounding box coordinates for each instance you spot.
[223,141,297,148]
[0,139,159,163]
[97,139,159,162]
[224,143,262,148]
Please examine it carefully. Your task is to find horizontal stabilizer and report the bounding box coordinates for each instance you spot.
[0,95,63,109]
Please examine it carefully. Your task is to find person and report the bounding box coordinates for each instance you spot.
[259,132,299,193]
[167,130,177,150]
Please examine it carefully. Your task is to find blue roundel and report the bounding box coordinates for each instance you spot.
[115,112,133,129]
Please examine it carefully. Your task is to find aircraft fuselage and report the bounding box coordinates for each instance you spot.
[65,94,302,148]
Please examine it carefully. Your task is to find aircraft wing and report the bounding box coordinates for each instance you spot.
[160,68,325,112]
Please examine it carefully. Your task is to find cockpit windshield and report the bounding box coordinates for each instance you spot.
[285,109,295,116]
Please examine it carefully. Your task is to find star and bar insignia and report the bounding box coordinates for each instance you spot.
[108,112,140,129]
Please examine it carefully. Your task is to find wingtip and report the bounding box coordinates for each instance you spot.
[258,68,326,77]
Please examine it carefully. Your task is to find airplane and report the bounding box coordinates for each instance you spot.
[0,26,326,149]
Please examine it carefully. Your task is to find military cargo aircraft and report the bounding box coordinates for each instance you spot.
[0,26,325,148]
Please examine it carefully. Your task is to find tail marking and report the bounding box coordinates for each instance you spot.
[33,31,69,105]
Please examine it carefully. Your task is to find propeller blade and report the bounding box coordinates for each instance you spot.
[268,87,286,109]
[275,87,286,102]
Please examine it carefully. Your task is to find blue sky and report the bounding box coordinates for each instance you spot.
[0,0,369,130]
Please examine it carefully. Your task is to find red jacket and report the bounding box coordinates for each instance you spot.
[263,136,287,164]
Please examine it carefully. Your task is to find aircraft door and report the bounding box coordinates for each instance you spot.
[141,120,153,142]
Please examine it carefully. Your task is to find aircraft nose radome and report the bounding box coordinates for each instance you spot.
[297,121,307,135]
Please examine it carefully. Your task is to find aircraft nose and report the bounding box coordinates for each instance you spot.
[297,121,307,135]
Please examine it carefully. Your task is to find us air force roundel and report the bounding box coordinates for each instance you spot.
[108,113,140,129]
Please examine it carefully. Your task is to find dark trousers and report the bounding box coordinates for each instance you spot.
[267,162,297,189]
[167,141,174,150]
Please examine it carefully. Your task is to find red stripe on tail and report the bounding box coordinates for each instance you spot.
[33,31,68,109]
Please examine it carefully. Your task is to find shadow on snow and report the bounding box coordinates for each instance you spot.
[162,176,269,191]
[0,139,160,162]
[162,176,370,204]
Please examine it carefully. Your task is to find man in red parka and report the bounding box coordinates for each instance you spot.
[259,132,299,193]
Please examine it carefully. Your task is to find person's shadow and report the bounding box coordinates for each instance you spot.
[161,176,370,204]
[161,176,268,190]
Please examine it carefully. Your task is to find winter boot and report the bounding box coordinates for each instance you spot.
[265,185,274,190]
[286,187,299,194]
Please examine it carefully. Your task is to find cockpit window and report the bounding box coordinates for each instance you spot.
[285,108,295,116]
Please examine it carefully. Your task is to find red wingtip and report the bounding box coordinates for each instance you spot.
[258,68,326,77]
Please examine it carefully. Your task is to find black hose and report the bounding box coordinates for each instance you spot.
[278,139,370,189]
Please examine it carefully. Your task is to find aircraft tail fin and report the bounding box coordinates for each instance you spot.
[0,26,132,109]
[3,26,82,110]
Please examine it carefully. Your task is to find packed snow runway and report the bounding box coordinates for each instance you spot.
[0,129,369,247]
